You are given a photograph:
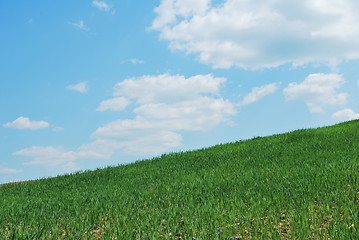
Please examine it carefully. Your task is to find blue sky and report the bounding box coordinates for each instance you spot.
[1,0,359,184]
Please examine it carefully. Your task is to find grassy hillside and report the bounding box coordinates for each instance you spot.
[0,120,358,239]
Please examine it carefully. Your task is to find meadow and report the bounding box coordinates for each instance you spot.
[0,120,358,239]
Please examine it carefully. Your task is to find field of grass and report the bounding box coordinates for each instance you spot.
[0,120,358,239]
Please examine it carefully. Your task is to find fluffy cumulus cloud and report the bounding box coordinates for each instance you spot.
[3,117,49,130]
[13,74,237,170]
[239,83,278,106]
[151,0,359,69]
[332,109,359,122]
[93,74,236,155]
[67,81,88,93]
[284,73,348,113]
[113,74,226,103]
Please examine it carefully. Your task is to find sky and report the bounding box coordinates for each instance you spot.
[1,0,359,184]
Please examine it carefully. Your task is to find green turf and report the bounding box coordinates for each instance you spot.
[1,120,358,239]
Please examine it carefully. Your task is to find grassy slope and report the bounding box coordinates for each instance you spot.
[0,120,358,239]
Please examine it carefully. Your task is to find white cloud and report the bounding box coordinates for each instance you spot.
[3,117,50,130]
[14,74,237,171]
[0,166,23,174]
[152,0,210,29]
[14,146,77,167]
[284,73,348,113]
[96,97,130,112]
[129,59,145,64]
[80,132,182,156]
[151,0,359,69]
[120,59,145,65]
[94,74,236,155]
[114,74,226,104]
[13,145,107,172]
[53,126,64,132]
[239,83,278,106]
[68,20,90,31]
[67,81,88,93]
[119,131,182,155]
[332,109,359,122]
[92,0,112,12]
[94,97,235,137]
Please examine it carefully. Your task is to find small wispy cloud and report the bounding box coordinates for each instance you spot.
[0,166,23,174]
[129,59,145,64]
[3,117,50,130]
[13,145,108,171]
[14,146,78,170]
[120,59,145,65]
[96,97,130,112]
[239,83,279,106]
[53,126,65,132]
[67,82,88,93]
[68,20,90,31]
[92,0,112,12]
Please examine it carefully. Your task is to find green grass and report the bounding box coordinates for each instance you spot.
[0,120,358,239]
